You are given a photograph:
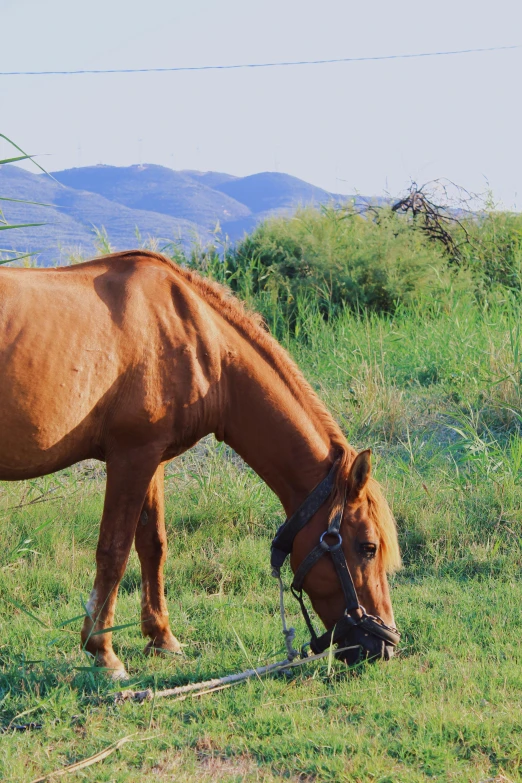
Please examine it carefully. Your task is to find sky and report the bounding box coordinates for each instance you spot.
[1,0,521,206]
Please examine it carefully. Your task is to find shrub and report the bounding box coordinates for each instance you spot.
[460,208,522,293]
[187,204,470,334]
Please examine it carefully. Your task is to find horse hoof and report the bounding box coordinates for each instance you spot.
[87,649,129,679]
[109,666,130,681]
[144,634,182,656]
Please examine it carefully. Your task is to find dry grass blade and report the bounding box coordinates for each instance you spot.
[29,733,148,782]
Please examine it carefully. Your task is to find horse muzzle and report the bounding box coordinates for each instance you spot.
[309,609,400,665]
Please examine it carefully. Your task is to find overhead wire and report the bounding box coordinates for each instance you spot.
[0,44,520,76]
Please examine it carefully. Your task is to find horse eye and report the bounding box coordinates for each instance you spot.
[359,542,377,559]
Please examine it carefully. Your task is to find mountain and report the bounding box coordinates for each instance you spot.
[53,165,250,227]
[0,165,207,266]
[211,172,338,214]
[1,163,357,266]
[180,170,238,190]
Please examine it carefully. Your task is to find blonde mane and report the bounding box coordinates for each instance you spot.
[117,250,401,572]
[367,478,401,572]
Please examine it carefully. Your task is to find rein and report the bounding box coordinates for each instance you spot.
[271,460,400,660]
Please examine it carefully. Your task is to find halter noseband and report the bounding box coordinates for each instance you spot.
[270,460,400,660]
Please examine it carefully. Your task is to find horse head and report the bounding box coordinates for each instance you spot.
[281,450,401,664]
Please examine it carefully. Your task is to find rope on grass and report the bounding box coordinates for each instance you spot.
[113,645,358,704]
[275,571,299,661]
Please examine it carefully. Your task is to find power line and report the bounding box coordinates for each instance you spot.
[0,44,520,76]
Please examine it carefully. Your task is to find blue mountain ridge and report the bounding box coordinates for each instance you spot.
[1,163,363,266]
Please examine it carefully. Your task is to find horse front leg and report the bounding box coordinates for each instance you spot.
[135,463,181,655]
[81,451,161,679]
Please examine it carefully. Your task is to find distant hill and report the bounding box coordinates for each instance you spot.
[53,165,250,227]
[0,165,206,266]
[1,163,359,266]
[180,170,238,190]
[212,171,338,214]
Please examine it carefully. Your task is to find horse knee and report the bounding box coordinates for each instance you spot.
[95,543,128,577]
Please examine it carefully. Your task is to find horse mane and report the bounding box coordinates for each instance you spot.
[366,478,401,572]
[115,250,401,572]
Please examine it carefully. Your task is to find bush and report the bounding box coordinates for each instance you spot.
[180,194,522,337]
[460,208,522,293]
[186,204,469,334]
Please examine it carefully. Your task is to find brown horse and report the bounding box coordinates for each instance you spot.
[0,250,400,677]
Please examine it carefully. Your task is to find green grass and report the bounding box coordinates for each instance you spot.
[1,296,521,782]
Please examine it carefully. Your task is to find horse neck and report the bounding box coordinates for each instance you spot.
[220,347,344,515]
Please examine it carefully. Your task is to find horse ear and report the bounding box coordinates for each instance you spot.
[347,449,371,501]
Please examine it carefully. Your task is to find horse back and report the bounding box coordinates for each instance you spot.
[0,253,225,478]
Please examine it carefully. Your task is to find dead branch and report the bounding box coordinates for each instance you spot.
[391,180,473,263]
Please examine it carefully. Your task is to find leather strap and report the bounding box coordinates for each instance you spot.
[271,460,338,573]
[291,498,358,610]
[291,586,319,644]
[291,544,326,592]
[329,546,359,610]
[311,611,401,655]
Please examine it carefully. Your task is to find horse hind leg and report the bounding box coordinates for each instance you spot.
[81,452,162,679]
[135,464,181,656]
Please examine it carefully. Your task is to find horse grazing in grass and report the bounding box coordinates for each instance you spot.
[0,251,401,678]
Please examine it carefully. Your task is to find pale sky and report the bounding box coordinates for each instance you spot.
[1,0,521,206]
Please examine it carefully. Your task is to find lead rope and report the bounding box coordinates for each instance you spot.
[273,568,299,661]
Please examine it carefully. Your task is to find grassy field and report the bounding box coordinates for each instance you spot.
[0,292,521,782]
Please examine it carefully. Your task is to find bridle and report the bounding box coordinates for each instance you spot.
[271,460,400,660]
